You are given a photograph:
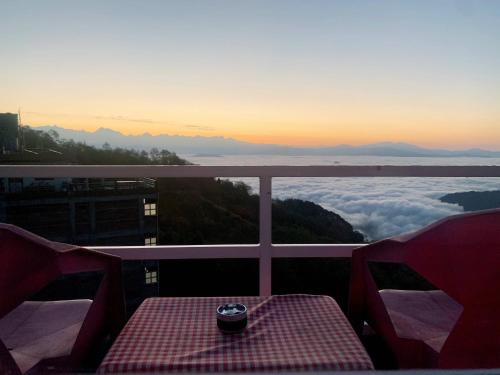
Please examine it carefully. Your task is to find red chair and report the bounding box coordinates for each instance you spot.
[0,224,126,374]
[349,208,500,369]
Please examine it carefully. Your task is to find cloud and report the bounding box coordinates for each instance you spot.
[24,111,215,131]
[93,115,215,131]
[223,175,500,241]
[93,115,158,124]
[183,124,216,131]
[190,155,500,241]
[271,177,500,240]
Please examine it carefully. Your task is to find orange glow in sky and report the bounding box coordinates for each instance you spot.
[2,1,500,150]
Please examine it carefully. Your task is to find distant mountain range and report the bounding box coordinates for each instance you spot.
[35,125,500,157]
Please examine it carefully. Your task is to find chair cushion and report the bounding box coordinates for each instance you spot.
[0,300,92,373]
[379,289,463,353]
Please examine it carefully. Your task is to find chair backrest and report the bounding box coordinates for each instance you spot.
[402,209,500,308]
[349,209,500,368]
[0,224,62,318]
[0,223,126,371]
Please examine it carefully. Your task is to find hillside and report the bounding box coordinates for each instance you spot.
[440,190,500,212]
[158,178,363,245]
[10,126,364,245]
[17,126,187,165]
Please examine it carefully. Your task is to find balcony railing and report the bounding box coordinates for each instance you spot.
[2,164,500,296]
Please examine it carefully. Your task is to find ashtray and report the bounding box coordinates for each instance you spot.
[216,303,247,333]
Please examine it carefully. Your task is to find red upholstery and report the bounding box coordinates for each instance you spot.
[349,208,500,369]
[0,224,126,374]
[0,300,93,373]
[379,290,462,353]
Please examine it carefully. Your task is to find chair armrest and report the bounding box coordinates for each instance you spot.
[56,247,126,364]
[348,239,406,334]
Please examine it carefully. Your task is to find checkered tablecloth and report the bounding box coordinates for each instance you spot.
[98,295,373,373]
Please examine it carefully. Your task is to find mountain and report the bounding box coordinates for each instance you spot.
[273,199,364,243]
[157,178,364,303]
[13,125,365,245]
[36,125,285,155]
[34,125,500,157]
[440,190,500,211]
[157,178,363,245]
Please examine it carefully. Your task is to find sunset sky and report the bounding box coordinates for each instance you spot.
[2,0,500,149]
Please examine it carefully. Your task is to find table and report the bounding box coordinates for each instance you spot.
[98,295,374,373]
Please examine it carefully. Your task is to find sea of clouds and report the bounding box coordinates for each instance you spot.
[272,177,500,240]
[185,155,500,241]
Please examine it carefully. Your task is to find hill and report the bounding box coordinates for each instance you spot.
[8,126,364,244]
[440,190,500,211]
[158,178,363,245]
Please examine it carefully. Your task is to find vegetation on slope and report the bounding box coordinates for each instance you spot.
[21,126,186,165]
[15,126,364,245]
[158,178,364,245]
[440,190,500,211]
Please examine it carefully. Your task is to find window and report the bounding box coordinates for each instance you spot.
[145,269,158,285]
[8,178,23,193]
[145,237,157,246]
[144,200,157,216]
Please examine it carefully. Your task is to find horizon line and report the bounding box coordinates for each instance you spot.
[27,123,500,153]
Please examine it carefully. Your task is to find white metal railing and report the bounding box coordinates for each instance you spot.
[2,164,500,296]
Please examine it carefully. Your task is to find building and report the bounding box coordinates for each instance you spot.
[0,113,20,154]
[1,176,160,314]
[0,177,158,245]
[0,114,162,312]
[0,176,160,313]
[0,112,68,163]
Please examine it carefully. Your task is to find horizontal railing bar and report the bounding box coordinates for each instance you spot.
[2,165,500,178]
[89,244,260,260]
[271,244,362,258]
[87,245,259,260]
[88,244,363,260]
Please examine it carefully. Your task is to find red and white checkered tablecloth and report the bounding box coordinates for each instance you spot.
[98,295,374,373]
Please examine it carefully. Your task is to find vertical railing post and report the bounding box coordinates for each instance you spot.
[259,176,272,296]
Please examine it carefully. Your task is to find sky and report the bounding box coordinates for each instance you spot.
[2,0,500,149]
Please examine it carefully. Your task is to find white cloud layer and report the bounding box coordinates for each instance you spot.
[189,155,500,241]
[272,177,500,240]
